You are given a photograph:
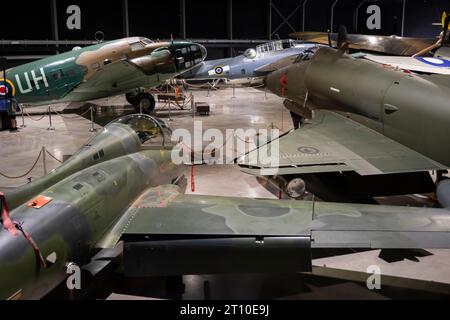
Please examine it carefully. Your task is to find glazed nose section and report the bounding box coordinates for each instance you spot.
[172,42,207,71]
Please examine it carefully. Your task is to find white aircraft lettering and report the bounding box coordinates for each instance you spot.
[15,68,49,94]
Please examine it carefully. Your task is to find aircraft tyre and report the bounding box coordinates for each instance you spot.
[134,93,156,114]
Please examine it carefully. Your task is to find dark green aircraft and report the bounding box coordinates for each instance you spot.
[2,114,450,300]
[239,34,450,204]
[0,37,207,113]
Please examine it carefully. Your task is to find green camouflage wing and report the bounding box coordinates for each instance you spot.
[98,184,450,250]
[238,111,448,176]
[67,59,147,100]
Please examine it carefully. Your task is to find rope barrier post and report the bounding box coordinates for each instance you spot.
[231,84,236,99]
[191,164,195,193]
[20,105,26,128]
[207,84,210,97]
[47,106,55,131]
[167,100,173,122]
[89,106,97,132]
[264,87,268,101]
[42,146,47,175]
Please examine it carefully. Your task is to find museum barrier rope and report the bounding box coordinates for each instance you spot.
[45,150,63,164]
[54,106,92,120]
[23,109,47,122]
[0,149,43,179]
[0,148,63,179]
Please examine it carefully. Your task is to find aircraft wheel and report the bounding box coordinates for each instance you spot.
[134,93,156,114]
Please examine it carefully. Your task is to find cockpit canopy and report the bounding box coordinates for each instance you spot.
[244,48,257,59]
[114,114,172,147]
[255,40,299,56]
[293,47,320,63]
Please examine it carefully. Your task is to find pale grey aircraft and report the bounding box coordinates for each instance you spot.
[183,40,321,84]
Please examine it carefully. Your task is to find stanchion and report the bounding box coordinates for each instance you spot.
[191,93,195,118]
[167,101,173,122]
[89,106,97,132]
[47,106,55,131]
[231,84,236,99]
[207,84,210,98]
[264,88,268,101]
[42,146,47,175]
[191,164,195,193]
[20,105,26,128]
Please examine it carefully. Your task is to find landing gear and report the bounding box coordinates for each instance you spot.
[290,111,305,129]
[127,92,156,114]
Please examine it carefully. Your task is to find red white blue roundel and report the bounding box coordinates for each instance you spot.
[0,79,16,97]
[415,57,450,68]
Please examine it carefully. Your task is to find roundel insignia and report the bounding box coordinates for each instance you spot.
[0,79,16,97]
[415,57,450,68]
[214,66,224,76]
[298,146,320,155]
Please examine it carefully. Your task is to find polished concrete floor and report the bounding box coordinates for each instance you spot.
[1,86,450,299]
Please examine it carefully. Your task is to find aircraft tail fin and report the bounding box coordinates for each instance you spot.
[442,11,450,45]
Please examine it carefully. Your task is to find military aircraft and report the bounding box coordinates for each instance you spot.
[291,12,450,75]
[183,39,321,85]
[238,30,450,204]
[0,37,207,113]
[2,114,450,300]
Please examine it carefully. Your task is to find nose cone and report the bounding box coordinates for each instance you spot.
[265,69,283,96]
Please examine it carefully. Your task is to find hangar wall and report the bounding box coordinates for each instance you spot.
[0,0,447,66]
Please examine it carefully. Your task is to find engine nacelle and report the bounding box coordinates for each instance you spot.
[130,49,176,76]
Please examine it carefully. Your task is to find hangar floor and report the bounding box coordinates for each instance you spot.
[1,86,450,299]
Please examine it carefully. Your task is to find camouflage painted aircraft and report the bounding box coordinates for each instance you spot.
[291,12,450,75]
[290,11,450,58]
[183,40,321,85]
[238,35,450,203]
[2,114,450,300]
[0,37,207,113]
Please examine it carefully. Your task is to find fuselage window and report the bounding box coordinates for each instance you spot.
[52,69,64,81]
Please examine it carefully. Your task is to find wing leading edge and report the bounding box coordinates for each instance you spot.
[99,184,450,250]
[96,184,450,276]
[238,111,447,176]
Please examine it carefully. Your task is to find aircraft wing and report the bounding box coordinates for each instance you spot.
[290,32,436,56]
[96,184,450,277]
[254,54,301,75]
[363,55,450,75]
[238,111,447,176]
[69,59,147,97]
